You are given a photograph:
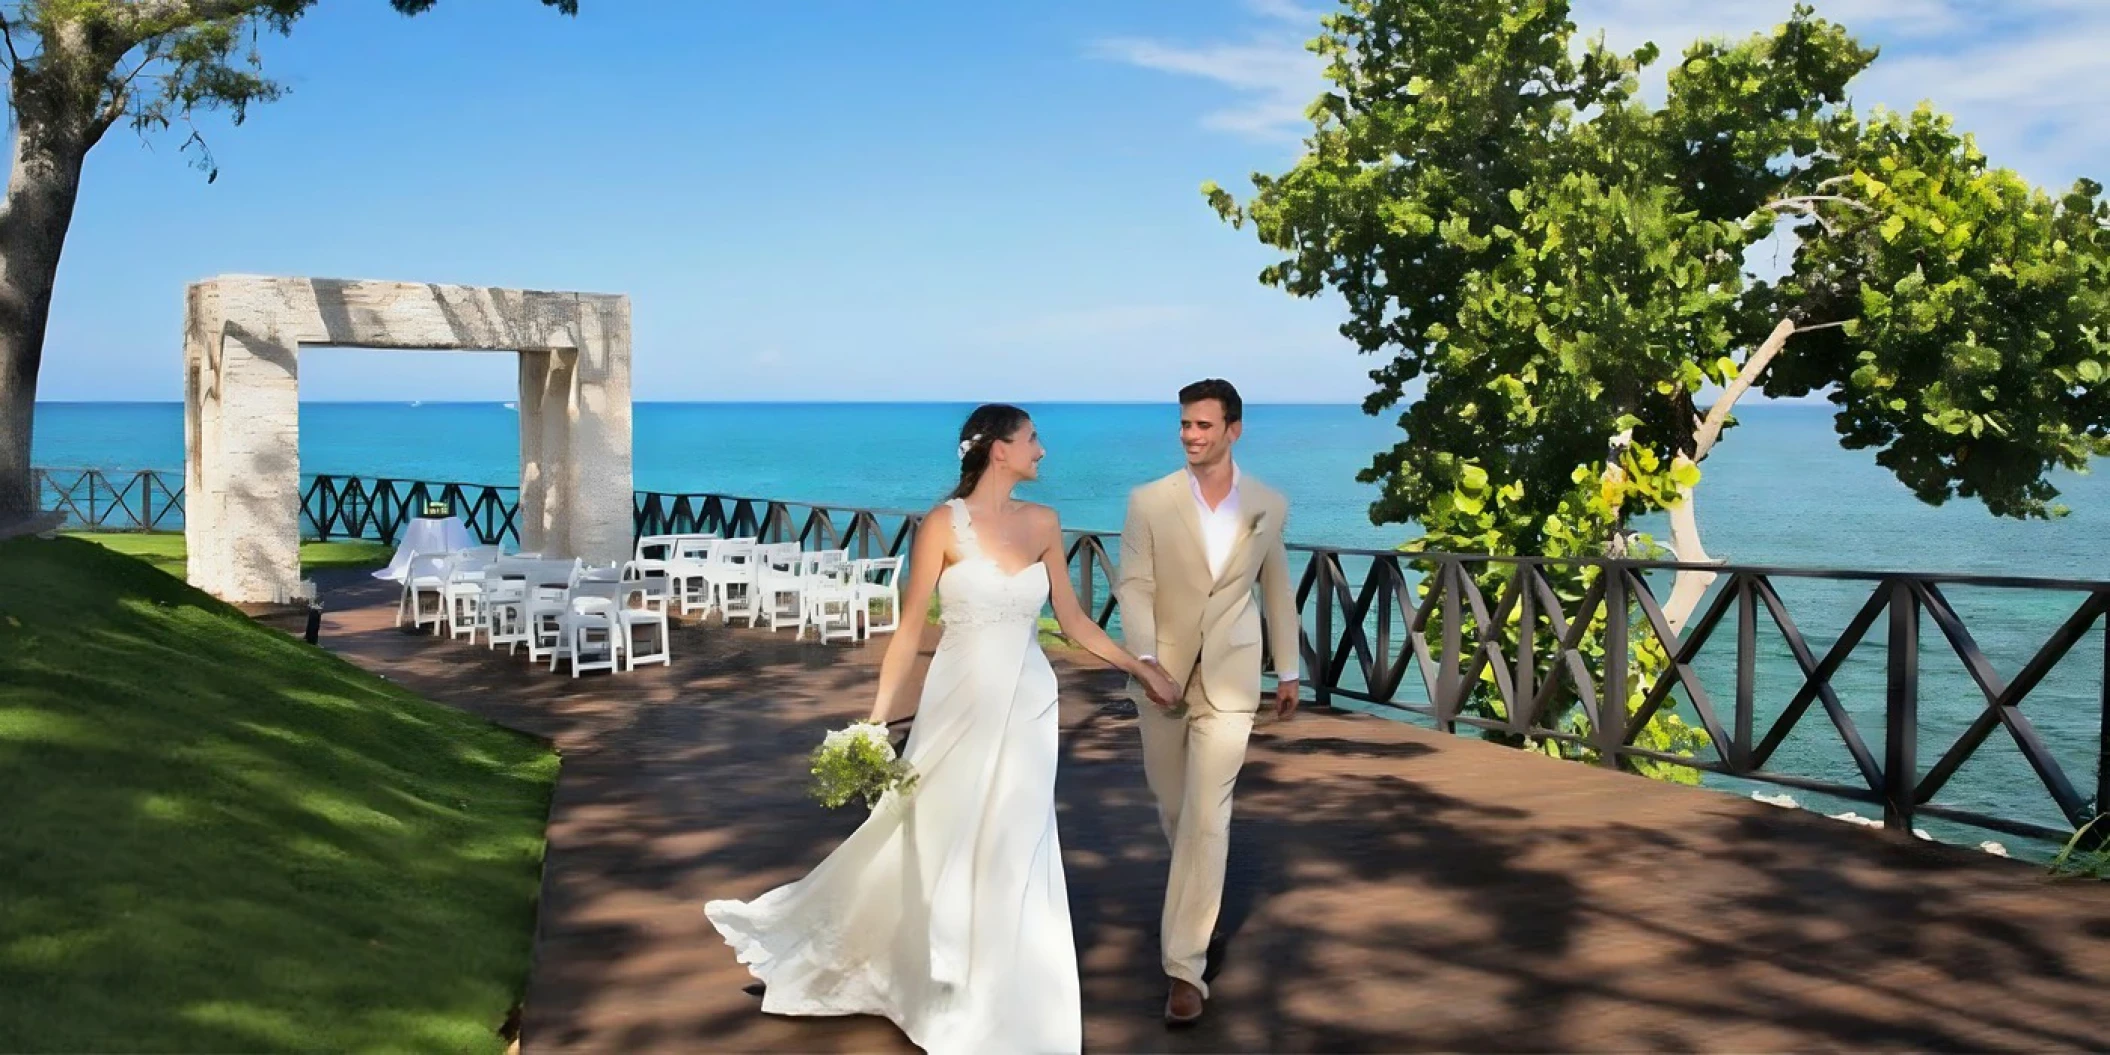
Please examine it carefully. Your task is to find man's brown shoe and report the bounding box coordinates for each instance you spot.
[1164,978,1204,1026]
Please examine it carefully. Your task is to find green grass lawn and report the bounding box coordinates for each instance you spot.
[65,531,394,576]
[0,536,557,1053]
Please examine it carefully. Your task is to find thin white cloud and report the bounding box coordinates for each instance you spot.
[1100,0,2110,183]
[1853,29,2110,186]
[1575,0,2110,186]
[1090,0,1325,142]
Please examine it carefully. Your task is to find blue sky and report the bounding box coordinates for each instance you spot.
[36,0,2108,403]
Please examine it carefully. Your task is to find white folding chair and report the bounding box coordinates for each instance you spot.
[550,580,623,677]
[442,557,488,641]
[804,558,862,644]
[481,556,538,652]
[799,550,851,632]
[756,547,810,633]
[857,556,903,637]
[667,537,719,618]
[396,552,450,633]
[635,534,681,564]
[712,539,761,626]
[525,560,586,663]
[616,578,672,670]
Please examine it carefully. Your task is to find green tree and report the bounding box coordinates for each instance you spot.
[1209,0,2110,775]
[0,0,577,522]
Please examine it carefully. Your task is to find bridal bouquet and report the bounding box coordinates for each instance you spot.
[808,721,918,809]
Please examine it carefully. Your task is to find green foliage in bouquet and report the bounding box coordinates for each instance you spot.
[808,723,918,809]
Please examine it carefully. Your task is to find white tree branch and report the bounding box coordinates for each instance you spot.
[1661,481,1716,635]
[1662,315,1805,632]
[1767,194,1878,216]
[1693,316,1797,461]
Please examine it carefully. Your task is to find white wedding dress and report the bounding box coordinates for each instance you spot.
[705,499,1081,1054]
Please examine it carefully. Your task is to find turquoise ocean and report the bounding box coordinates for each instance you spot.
[31,400,2110,846]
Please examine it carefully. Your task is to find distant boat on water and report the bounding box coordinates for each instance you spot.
[503,402,517,411]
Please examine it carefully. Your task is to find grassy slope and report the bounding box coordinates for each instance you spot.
[0,536,556,1053]
[65,531,393,575]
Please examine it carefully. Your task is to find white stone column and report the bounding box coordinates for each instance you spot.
[561,294,634,565]
[182,276,635,603]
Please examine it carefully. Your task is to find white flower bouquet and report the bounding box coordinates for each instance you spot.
[809,721,918,809]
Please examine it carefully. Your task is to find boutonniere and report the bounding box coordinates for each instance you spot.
[1246,510,1268,536]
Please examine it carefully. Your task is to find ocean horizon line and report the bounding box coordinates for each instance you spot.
[33,397,1840,409]
[34,398,1362,406]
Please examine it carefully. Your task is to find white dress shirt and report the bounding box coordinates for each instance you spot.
[1191,464,1244,581]
[1139,463,1298,684]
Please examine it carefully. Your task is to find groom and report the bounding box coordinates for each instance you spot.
[1117,378,1301,1026]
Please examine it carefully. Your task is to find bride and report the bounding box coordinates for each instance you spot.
[705,404,1180,1054]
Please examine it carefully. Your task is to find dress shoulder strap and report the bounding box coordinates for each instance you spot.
[945,498,982,560]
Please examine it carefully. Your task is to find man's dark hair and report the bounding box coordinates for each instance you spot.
[1178,378,1243,424]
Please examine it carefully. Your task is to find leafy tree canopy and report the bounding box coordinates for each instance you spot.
[1209,0,2110,558]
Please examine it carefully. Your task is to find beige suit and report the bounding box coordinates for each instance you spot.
[1116,468,1300,995]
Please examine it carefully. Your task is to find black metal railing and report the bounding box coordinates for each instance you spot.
[634,486,2110,845]
[42,468,2110,845]
[34,468,186,532]
[302,474,521,545]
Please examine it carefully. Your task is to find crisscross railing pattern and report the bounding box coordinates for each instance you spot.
[41,468,2109,843]
[1294,554,2108,843]
[33,468,186,532]
[302,475,522,545]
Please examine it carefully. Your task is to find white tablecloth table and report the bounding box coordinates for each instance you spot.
[372,516,475,582]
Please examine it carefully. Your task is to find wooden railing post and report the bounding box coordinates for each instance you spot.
[1437,559,1461,734]
[1313,553,1334,711]
[1735,575,1757,772]
[1076,538,1098,618]
[2093,608,2108,846]
[309,476,333,541]
[1883,578,1920,832]
[1598,565,1629,769]
[1512,566,1536,736]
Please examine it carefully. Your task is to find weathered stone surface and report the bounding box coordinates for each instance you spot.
[184,275,633,603]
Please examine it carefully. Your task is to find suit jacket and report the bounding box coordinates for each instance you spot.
[1116,468,1301,713]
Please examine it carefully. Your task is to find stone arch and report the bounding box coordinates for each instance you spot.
[183,275,633,603]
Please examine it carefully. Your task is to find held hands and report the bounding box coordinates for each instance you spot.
[1135,657,1180,709]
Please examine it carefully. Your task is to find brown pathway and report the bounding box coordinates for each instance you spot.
[311,573,2110,1053]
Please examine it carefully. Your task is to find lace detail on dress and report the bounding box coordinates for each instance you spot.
[946,498,981,560]
[938,499,1048,630]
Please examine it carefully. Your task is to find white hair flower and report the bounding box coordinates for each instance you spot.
[958,434,982,460]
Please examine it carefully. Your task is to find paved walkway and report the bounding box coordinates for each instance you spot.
[313,574,2110,1053]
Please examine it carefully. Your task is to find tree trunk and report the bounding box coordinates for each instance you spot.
[0,105,95,522]
[1661,462,1716,633]
[1660,317,1801,633]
